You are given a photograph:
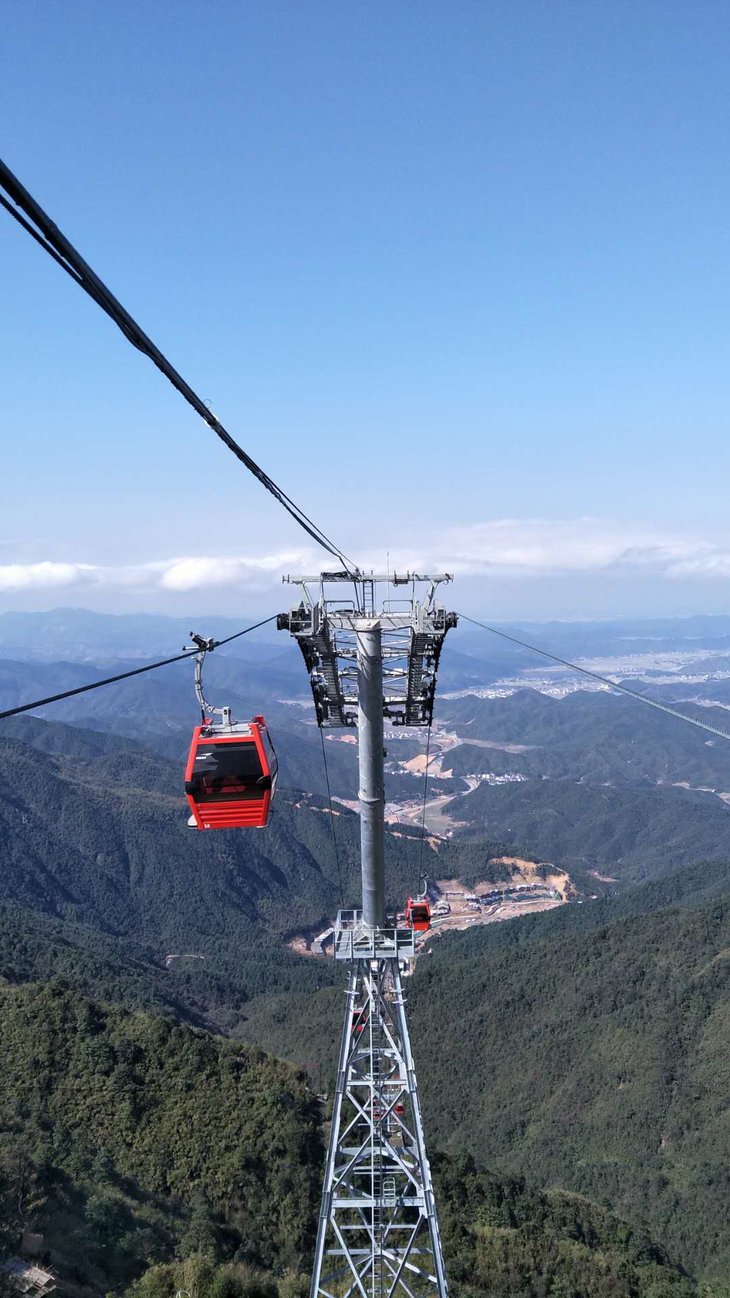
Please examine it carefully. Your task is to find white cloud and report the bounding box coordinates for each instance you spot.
[667,552,730,578]
[399,519,730,580]
[0,561,98,591]
[4,522,730,596]
[158,552,309,591]
[0,552,316,594]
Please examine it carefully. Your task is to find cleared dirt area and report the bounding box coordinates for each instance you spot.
[484,857,574,898]
[287,861,573,958]
[420,866,570,943]
[403,753,434,775]
[388,791,466,835]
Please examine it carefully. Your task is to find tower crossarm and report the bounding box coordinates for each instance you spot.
[277,599,352,726]
[401,615,455,726]
[278,574,457,729]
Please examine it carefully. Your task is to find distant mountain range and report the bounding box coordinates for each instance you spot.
[0,607,286,662]
[10,602,730,676]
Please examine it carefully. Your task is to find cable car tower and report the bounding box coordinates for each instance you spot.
[278,572,457,1298]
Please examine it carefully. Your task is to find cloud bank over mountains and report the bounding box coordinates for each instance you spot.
[435,520,729,579]
[2,520,730,599]
[0,551,312,594]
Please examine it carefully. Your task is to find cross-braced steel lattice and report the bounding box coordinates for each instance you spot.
[278,572,457,729]
[311,949,448,1298]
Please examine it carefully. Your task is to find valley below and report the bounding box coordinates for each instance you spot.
[2,609,730,1297]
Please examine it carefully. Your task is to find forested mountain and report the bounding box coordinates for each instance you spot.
[0,725,366,941]
[0,661,357,798]
[0,982,697,1298]
[414,896,730,1281]
[451,778,730,882]
[0,901,257,1033]
[0,982,321,1294]
[441,688,730,790]
[0,720,518,1028]
[237,877,730,1284]
[8,629,730,857]
[433,1155,694,1298]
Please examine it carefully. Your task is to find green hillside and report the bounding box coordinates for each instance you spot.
[451,777,730,882]
[126,1156,696,1298]
[2,719,730,1291]
[0,729,375,943]
[441,688,730,790]
[410,896,730,1281]
[234,881,730,1284]
[0,982,321,1293]
[0,901,261,1033]
[433,1153,694,1298]
[0,720,528,1048]
[0,722,523,959]
[0,982,696,1298]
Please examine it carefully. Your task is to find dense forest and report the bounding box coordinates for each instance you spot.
[451,777,730,881]
[0,723,522,939]
[414,896,730,1281]
[0,982,321,1293]
[0,982,701,1298]
[440,687,730,790]
[232,875,730,1286]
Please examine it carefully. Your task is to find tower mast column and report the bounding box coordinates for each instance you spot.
[357,619,386,929]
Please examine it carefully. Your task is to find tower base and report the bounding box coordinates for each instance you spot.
[310,955,448,1298]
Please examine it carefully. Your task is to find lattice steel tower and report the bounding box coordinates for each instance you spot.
[279,572,457,1298]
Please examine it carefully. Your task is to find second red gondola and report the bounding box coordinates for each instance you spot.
[405,895,431,932]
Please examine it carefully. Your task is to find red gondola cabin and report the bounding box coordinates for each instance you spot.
[351,1007,367,1035]
[405,896,431,932]
[184,715,278,830]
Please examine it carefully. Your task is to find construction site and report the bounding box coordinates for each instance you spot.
[289,857,571,960]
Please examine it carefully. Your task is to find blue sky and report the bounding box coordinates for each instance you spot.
[2,1,730,619]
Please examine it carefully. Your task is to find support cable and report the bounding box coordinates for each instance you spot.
[0,158,356,572]
[460,612,730,744]
[319,726,345,908]
[417,724,432,878]
[0,615,277,722]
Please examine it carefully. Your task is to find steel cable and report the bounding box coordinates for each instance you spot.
[319,726,345,908]
[417,724,432,878]
[0,158,356,572]
[460,612,730,744]
[0,615,277,722]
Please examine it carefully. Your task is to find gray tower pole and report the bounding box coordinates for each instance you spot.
[356,618,386,929]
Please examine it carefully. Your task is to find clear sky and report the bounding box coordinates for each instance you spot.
[2,0,730,619]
